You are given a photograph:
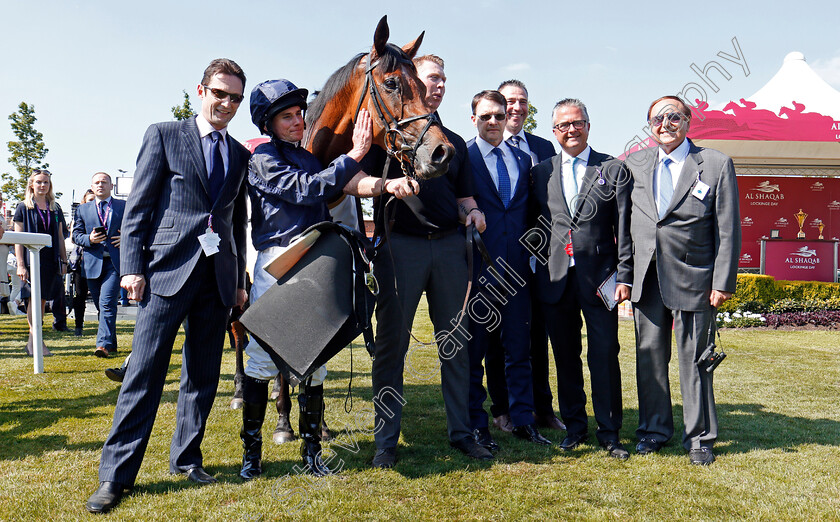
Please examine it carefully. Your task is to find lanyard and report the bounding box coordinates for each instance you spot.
[36,205,51,231]
[96,199,112,227]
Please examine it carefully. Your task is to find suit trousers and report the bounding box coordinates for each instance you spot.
[87,258,120,350]
[485,292,554,418]
[541,268,623,442]
[371,232,472,449]
[633,265,717,450]
[98,255,231,486]
[468,286,535,429]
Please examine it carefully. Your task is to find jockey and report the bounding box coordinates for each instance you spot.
[240,79,417,478]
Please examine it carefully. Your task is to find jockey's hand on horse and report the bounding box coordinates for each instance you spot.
[384,177,420,199]
[348,109,373,162]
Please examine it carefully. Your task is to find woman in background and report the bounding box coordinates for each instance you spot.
[13,169,68,356]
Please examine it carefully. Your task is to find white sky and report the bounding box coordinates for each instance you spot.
[2,0,839,211]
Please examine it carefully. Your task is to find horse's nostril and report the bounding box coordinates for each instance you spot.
[431,144,454,164]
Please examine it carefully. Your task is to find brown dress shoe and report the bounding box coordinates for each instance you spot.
[535,412,566,430]
[492,414,513,433]
[94,347,110,358]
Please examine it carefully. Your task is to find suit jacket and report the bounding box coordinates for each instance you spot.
[121,116,249,308]
[524,132,556,164]
[529,149,633,306]
[627,139,740,311]
[467,138,533,282]
[72,198,125,279]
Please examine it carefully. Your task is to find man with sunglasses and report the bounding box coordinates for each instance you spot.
[466,90,550,453]
[625,95,740,466]
[87,59,250,514]
[528,98,632,459]
[485,80,560,435]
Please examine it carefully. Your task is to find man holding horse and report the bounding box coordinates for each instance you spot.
[370,54,492,468]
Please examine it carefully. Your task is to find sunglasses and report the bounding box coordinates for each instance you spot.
[32,169,52,176]
[203,85,244,104]
[477,113,506,122]
[553,120,587,132]
[649,112,686,127]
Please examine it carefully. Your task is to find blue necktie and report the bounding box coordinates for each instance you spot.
[492,147,510,208]
[208,131,225,202]
[658,157,674,219]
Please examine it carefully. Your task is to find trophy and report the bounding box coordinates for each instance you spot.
[817,219,825,240]
[795,209,807,239]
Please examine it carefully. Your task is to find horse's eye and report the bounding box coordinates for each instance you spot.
[383,77,399,91]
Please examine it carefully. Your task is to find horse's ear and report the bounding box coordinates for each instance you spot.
[402,31,424,59]
[372,15,389,58]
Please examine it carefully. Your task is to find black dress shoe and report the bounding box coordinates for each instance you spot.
[473,427,500,452]
[105,366,126,383]
[558,432,588,451]
[601,440,630,460]
[450,438,494,460]
[636,437,664,455]
[689,447,715,466]
[372,447,396,469]
[181,466,217,484]
[512,424,552,445]
[85,481,125,514]
[74,327,83,337]
[52,323,69,332]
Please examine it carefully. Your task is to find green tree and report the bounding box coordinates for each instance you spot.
[2,102,49,201]
[171,90,196,121]
[524,102,538,133]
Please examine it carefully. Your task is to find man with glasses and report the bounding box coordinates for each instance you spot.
[87,59,250,514]
[466,90,550,453]
[626,96,740,466]
[528,98,632,459]
[485,80,560,435]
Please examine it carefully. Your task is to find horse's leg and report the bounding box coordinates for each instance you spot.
[272,375,295,444]
[230,319,246,410]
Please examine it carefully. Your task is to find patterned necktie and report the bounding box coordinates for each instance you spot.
[564,157,579,211]
[99,200,108,227]
[208,131,225,202]
[492,147,511,208]
[507,135,521,149]
[658,157,674,219]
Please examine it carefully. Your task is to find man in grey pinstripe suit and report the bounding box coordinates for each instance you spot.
[626,95,740,467]
[87,59,250,514]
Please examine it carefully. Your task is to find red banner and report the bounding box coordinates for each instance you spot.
[762,239,838,282]
[738,176,840,269]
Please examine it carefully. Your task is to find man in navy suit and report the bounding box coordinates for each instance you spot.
[87,58,250,514]
[528,99,633,459]
[71,172,125,358]
[484,80,562,434]
[466,90,550,452]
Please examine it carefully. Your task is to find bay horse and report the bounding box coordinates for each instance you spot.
[232,16,449,445]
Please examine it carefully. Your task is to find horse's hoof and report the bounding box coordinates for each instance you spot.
[273,430,296,444]
[230,398,244,410]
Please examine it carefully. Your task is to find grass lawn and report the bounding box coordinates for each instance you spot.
[0,302,838,520]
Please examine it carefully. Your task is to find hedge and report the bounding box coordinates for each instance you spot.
[721,274,840,313]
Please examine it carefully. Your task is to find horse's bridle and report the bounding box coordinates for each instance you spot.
[353,51,439,178]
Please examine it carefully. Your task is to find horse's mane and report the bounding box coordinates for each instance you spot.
[305,43,415,128]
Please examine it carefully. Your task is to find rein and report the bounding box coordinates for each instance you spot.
[352,51,439,179]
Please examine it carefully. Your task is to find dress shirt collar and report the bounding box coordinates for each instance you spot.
[475,136,510,159]
[195,113,228,140]
[560,145,591,166]
[503,129,527,142]
[657,138,689,165]
[94,196,112,204]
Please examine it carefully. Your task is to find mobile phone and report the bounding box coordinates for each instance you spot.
[93,226,107,235]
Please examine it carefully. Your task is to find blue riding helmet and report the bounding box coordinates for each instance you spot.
[250,79,309,135]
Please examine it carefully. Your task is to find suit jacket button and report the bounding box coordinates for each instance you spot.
[656,224,662,229]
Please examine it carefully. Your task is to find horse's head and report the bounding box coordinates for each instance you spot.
[358,16,454,179]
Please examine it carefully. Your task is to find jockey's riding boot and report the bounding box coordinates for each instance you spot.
[299,382,332,476]
[272,377,295,444]
[239,375,269,480]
